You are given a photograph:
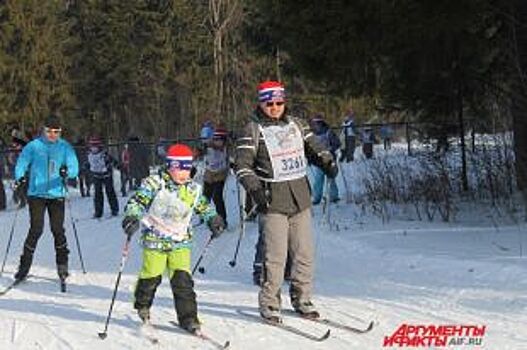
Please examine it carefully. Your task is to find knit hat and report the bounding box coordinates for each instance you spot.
[257,80,286,103]
[213,127,228,140]
[44,115,62,129]
[311,113,324,123]
[88,136,102,146]
[166,143,194,170]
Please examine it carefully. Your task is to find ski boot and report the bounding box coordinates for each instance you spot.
[293,301,320,320]
[259,306,282,324]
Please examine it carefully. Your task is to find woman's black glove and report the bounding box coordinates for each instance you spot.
[250,189,268,214]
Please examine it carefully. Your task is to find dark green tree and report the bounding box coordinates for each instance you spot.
[0,1,73,129]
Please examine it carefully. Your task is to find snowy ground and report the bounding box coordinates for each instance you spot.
[0,154,526,350]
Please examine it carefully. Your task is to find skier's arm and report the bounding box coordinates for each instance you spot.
[124,176,160,219]
[64,143,79,178]
[194,194,218,226]
[14,143,33,180]
[296,118,333,169]
[107,152,119,170]
[234,122,262,193]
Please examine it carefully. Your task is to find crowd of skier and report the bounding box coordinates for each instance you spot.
[0,80,389,340]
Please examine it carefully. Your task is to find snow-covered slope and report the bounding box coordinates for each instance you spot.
[0,161,525,350]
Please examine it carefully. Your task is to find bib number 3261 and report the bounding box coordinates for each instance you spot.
[281,155,304,171]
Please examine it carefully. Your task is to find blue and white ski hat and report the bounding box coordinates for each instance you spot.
[257,80,286,103]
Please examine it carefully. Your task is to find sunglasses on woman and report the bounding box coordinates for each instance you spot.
[265,101,285,107]
[45,127,62,135]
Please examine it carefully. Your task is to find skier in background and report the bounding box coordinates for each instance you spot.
[120,143,133,196]
[361,127,375,159]
[12,115,78,282]
[310,115,341,204]
[340,109,357,162]
[202,127,230,228]
[87,136,119,218]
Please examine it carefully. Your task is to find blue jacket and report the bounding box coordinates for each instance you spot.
[15,136,79,199]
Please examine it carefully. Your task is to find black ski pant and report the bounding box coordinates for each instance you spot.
[340,136,356,162]
[134,270,198,328]
[203,180,227,225]
[92,175,119,217]
[0,178,5,210]
[20,197,69,269]
[120,169,133,196]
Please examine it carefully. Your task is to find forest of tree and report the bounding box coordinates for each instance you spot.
[0,0,525,195]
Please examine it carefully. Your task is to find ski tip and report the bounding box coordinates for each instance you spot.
[365,321,374,332]
[223,340,231,348]
[319,329,331,341]
[97,332,107,340]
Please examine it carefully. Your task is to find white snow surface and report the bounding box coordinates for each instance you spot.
[0,157,526,350]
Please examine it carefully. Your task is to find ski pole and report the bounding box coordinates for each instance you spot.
[322,180,331,226]
[63,179,87,273]
[337,161,352,203]
[98,235,132,339]
[192,234,214,275]
[229,204,257,268]
[0,207,21,276]
[228,181,245,268]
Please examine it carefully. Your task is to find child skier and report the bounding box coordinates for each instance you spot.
[87,136,119,217]
[202,127,230,227]
[121,143,225,333]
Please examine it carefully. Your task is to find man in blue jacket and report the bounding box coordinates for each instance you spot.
[13,115,79,282]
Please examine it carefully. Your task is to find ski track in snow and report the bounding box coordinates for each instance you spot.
[0,159,525,349]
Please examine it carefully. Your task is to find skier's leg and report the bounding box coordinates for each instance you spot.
[15,197,46,280]
[120,169,128,197]
[259,213,288,318]
[288,209,316,314]
[311,166,325,205]
[213,181,227,226]
[167,248,199,332]
[0,179,6,210]
[329,177,339,202]
[134,249,166,321]
[253,225,264,286]
[93,178,103,217]
[104,176,119,215]
[48,198,69,278]
[79,172,86,197]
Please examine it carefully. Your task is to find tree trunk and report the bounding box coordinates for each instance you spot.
[512,0,527,219]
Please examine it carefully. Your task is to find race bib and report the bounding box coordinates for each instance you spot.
[141,188,193,242]
[259,121,306,182]
[88,152,108,173]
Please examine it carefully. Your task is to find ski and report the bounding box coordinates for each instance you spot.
[318,318,374,334]
[169,321,230,349]
[236,309,330,342]
[284,311,374,334]
[140,322,160,345]
[0,278,25,296]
